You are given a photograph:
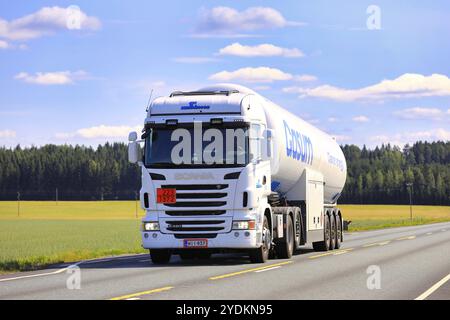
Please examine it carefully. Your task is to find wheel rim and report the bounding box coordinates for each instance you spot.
[262,219,270,255]
[330,217,336,247]
[325,218,330,242]
[288,217,294,254]
[337,216,341,243]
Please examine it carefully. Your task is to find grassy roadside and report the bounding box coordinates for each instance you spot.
[0,201,449,273]
[341,205,450,231]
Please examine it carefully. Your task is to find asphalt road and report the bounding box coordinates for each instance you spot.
[1,222,449,300]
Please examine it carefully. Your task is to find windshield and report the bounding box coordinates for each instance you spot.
[144,124,249,168]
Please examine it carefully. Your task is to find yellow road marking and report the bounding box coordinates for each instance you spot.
[209,261,292,280]
[363,241,391,248]
[110,286,173,300]
[396,235,416,241]
[309,248,353,259]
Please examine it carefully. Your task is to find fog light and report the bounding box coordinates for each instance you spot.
[152,233,158,238]
[144,233,149,239]
[234,232,239,237]
[143,222,159,231]
[245,231,250,237]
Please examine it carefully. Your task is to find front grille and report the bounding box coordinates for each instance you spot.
[166,220,226,232]
[159,183,231,233]
[165,210,226,216]
[176,193,227,199]
[174,233,218,239]
[166,220,225,225]
[162,184,228,190]
[168,226,223,232]
[164,201,227,207]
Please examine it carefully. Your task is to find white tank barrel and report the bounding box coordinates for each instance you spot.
[260,97,347,204]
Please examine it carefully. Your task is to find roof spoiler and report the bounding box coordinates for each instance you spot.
[169,90,239,98]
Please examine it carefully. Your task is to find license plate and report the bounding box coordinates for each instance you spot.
[183,239,208,248]
[156,188,176,204]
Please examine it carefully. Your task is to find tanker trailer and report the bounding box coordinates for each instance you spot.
[128,83,347,264]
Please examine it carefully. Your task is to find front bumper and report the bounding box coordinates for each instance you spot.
[142,230,260,249]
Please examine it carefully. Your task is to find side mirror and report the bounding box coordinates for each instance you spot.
[128,142,140,164]
[128,131,140,164]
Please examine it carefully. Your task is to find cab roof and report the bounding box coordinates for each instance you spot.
[149,83,256,116]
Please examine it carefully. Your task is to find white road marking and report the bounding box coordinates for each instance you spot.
[254,266,281,273]
[442,229,447,232]
[415,274,450,300]
[139,259,150,262]
[0,261,83,283]
[426,232,433,235]
[126,298,141,300]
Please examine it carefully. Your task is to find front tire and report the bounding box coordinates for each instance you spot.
[150,249,171,264]
[249,215,270,263]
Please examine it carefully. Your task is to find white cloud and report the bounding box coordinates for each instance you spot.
[0,6,101,41]
[370,128,450,147]
[209,66,293,83]
[194,6,304,37]
[0,129,16,138]
[0,40,28,50]
[293,74,317,82]
[328,117,339,123]
[0,39,9,49]
[56,125,142,140]
[14,70,88,85]
[173,57,219,64]
[218,43,304,58]
[352,115,370,122]
[393,107,448,121]
[283,73,450,102]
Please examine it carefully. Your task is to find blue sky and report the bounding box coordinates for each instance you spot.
[0,0,449,148]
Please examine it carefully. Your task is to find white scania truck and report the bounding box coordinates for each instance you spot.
[128,84,347,264]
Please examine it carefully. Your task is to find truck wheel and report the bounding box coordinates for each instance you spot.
[330,214,336,250]
[335,214,342,249]
[312,214,331,251]
[275,214,294,259]
[150,249,171,264]
[249,215,270,263]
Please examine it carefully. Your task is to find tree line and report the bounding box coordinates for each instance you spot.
[340,141,449,205]
[0,141,448,204]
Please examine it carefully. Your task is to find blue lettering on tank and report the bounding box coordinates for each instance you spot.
[283,120,313,165]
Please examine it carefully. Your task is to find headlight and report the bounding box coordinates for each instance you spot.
[142,222,159,231]
[232,220,256,230]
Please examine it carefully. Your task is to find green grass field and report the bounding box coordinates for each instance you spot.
[0,201,449,272]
